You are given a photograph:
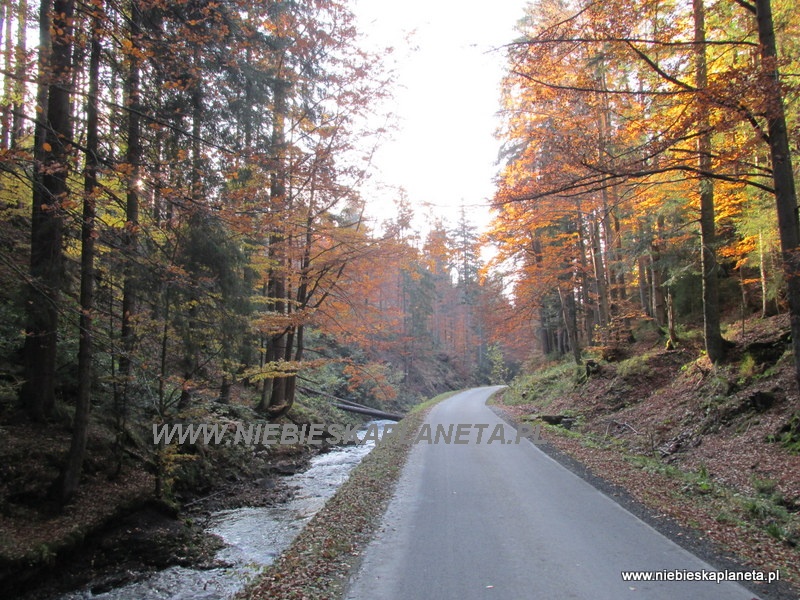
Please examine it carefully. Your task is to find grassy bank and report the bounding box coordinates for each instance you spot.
[492,315,800,592]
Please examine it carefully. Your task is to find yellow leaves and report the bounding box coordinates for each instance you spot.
[250,311,296,335]
[714,186,747,222]
[163,80,190,92]
[59,196,79,212]
[343,362,398,403]
[242,360,303,383]
[165,263,190,280]
[723,236,756,259]
[119,37,153,61]
[492,0,787,314]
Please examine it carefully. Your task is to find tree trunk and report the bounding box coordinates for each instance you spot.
[266,78,289,415]
[638,256,648,314]
[576,200,594,345]
[20,0,71,422]
[752,0,800,392]
[759,231,768,318]
[178,47,205,412]
[11,0,27,147]
[539,307,551,356]
[558,285,582,365]
[694,0,724,363]
[666,288,679,349]
[591,216,609,329]
[651,216,667,327]
[2,0,12,149]
[116,0,142,416]
[596,62,626,317]
[59,13,100,503]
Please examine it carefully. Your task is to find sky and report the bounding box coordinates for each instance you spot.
[351,0,528,236]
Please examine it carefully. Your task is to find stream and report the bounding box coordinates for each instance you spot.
[60,421,389,600]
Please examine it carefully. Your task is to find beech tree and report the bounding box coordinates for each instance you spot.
[746,0,800,391]
[693,0,725,362]
[491,0,799,377]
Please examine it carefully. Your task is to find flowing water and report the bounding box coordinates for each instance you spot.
[60,422,389,600]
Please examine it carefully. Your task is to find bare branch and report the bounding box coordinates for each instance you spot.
[729,0,758,15]
[623,41,696,92]
[510,69,689,96]
[509,36,758,49]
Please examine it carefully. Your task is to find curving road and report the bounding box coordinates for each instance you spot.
[345,387,763,600]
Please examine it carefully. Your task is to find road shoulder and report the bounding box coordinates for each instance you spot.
[489,402,799,600]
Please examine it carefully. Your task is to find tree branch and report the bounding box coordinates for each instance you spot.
[510,36,758,48]
[729,0,757,15]
[510,69,689,96]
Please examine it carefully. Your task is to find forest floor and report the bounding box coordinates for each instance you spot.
[492,313,800,596]
[2,461,307,600]
[0,390,328,599]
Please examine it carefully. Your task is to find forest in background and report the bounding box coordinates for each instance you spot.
[0,0,517,509]
[489,0,800,382]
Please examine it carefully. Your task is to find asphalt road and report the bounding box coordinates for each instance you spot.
[345,387,764,600]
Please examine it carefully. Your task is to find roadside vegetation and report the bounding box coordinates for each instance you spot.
[494,314,800,590]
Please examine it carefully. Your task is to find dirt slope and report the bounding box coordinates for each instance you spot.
[496,314,800,592]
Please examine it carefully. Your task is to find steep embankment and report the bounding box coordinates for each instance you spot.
[495,314,800,591]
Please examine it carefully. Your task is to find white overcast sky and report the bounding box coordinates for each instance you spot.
[351,0,528,235]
